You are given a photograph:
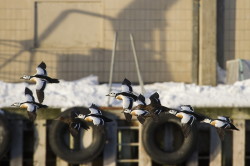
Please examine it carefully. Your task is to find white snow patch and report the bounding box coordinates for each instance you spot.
[1,75,250,108]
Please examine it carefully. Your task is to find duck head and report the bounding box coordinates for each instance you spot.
[168,109,178,115]
[75,114,86,119]
[106,92,117,97]
[20,75,31,80]
[203,118,212,124]
[11,102,21,107]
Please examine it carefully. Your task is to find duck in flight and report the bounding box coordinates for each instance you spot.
[168,105,206,137]
[106,78,138,120]
[128,94,150,124]
[75,104,112,126]
[11,87,48,121]
[130,92,169,124]
[20,61,59,103]
[203,116,239,140]
[55,109,90,137]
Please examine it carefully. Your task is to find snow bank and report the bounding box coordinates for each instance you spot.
[1,75,250,108]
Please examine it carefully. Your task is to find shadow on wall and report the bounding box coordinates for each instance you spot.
[54,0,177,82]
[108,0,176,83]
[217,0,236,69]
[0,0,178,83]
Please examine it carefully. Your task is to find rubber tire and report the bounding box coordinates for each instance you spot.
[142,113,198,165]
[0,114,10,159]
[49,107,106,164]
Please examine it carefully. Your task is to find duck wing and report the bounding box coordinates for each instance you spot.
[89,104,102,115]
[27,111,37,121]
[124,113,132,122]
[180,105,194,112]
[181,124,191,138]
[216,127,225,141]
[121,78,133,93]
[36,62,47,76]
[149,92,161,106]
[122,96,134,110]
[135,94,146,106]
[25,87,35,102]
[35,79,46,103]
[137,116,146,124]
[69,122,81,137]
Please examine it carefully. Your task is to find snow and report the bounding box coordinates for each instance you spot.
[1,75,250,109]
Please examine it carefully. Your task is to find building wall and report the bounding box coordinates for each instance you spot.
[0,0,194,83]
[223,0,250,65]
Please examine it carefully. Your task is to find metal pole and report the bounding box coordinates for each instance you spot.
[130,33,146,94]
[107,32,117,106]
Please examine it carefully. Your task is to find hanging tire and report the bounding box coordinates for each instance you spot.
[49,107,107,164]
[142,113,198,165]
[0,114,10,159]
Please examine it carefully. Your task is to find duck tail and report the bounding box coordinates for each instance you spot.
[231,124,239,131]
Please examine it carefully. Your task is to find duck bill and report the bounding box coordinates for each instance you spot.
[20,77,24,79]
[106,94,110,96]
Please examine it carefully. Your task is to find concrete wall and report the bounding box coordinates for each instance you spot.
[223,0,250,65]
[0,0,195,83]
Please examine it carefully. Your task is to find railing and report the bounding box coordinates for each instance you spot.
[0,107,249,166]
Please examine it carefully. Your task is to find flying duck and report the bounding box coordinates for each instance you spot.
[75,104,112,126]
[20,61,59,103]
[106,78,138,100]
[168,105,206,137]
[128,94,150,124]
[130,92,166,123]
[56,110,90,137]
[203,116,239,140]
[11,87,48,121]
[106,78,138,120]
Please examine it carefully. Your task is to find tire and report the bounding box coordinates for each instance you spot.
[142,113,198,165]
[0,114,10,159]
[49,107,107,164]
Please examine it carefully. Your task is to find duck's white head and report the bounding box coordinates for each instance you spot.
[123,109,131,114]
[76,114,86,119]
[106,92,117,97]
[11,102,21,107]
[203,118,212,123]
[169,109,177,115]
[20,75,31,80]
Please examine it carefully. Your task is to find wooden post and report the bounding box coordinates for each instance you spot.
[192,0,200,84]
[103,121,117,166]
[199,0,217,85]
[10,120,23,166]
[186,150,199,166]
[80,128,93,166]
[56,158,68,166]
[209,127,222,166]
[233,120,245,166]
[139,124,151,166]
[33,120,46,166]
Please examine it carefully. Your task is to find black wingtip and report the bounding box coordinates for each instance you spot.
[90,103,100,110]
[122,78,131,85]
[138,94,145,102]
[36,90,44,104]
[51,78,59,83]
[150,92,159,99]
[25,87,33,95]
[38,61,46,69]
